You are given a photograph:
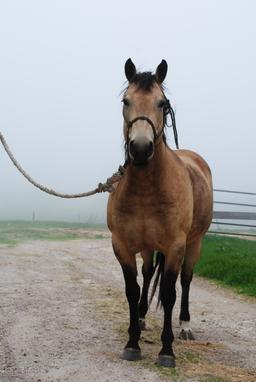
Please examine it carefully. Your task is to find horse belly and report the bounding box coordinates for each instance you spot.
[187,170,213,242]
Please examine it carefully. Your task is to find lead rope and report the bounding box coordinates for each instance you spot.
[165,99,179,149]
[169,105,179,149]
[0,132,125,198]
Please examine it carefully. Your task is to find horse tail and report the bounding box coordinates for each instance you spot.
[149,252,165,309]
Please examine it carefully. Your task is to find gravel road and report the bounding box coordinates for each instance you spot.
[0,236,255,381]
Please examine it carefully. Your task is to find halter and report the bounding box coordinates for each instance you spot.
[125,99,179,149]
[127,116,161,143]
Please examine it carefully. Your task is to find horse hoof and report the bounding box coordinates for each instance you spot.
[121,348,142,361]
[179,329,195,341]
[157,355,175,368]
[139,318,146,330]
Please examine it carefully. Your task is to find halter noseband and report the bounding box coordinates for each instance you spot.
[125,99,179,149]
[127,116,161,143]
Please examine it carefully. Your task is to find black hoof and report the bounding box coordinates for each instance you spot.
[121,348,142,361]
[179,329,195,341]
[139,318,146,330]
[157,355,175,368]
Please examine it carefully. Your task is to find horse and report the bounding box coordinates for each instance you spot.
[107,58,213,368]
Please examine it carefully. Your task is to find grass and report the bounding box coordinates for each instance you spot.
[195,235,256,297]
[0,220,107,245]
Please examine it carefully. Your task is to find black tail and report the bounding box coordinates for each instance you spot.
[149,252,165,309]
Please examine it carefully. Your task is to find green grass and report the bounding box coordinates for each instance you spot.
[195,235,256,297]
[0,220,107,245]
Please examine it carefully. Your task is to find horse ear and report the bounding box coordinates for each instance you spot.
[155,59,168,84]
[125,58,136,82]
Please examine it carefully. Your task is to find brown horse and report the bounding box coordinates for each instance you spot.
[107,59,213,368]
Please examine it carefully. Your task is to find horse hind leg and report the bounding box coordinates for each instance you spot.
[138,250,155,330]
[179,237,202,341]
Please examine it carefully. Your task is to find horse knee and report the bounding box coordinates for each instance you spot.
[180,263,194,324]
[160,270,178,307]
[123,267,140,303]
[180,267,193,287]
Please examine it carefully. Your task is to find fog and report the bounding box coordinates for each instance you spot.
[0,1,255,222]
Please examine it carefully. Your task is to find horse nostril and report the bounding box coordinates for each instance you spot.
[129,140,136,156]
[129,140,154,163]
[148,141,153,155]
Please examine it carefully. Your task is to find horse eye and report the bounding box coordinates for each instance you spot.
[158,100,166,108]
[122,98,130,107]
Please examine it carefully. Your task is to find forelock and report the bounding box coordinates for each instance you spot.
[129,72,160,91]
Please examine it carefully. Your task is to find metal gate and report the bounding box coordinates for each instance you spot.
[210,189,256,237]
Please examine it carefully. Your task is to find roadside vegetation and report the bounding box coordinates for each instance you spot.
[0,220,107,245]
[196,234,256,297]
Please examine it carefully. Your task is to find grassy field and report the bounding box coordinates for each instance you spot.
[0,221,255,297]
[196,234,256,297]
[0,220,107,245]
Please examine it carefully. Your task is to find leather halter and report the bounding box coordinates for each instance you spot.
[124,99,179,149]
[127,116,162,143]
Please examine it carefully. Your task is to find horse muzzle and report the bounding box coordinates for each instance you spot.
[128,139,154,166]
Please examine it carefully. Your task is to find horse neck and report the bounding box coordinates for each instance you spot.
[125,140,173,192]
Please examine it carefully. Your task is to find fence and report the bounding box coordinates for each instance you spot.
[209,188,256,237]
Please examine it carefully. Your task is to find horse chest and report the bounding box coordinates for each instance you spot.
[117,195,170,221]
[113,197,174,250]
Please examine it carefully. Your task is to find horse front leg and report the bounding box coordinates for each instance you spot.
[138,250,155,330]
[158,242,185,368]
[112,241,142,361]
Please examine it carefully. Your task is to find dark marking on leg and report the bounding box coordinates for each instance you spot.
[180,266,193,322]
[121,266,142,361]
[138,258,155,330]
[179,263,195,340]
[157,269,178,368]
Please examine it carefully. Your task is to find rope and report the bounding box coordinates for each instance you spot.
[0,132,125,198]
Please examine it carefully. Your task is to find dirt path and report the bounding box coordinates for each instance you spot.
[0,238,255,382]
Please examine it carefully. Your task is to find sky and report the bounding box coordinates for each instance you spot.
[0,0,256,222]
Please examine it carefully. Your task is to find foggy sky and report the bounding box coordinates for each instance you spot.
[0,1,256,222]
